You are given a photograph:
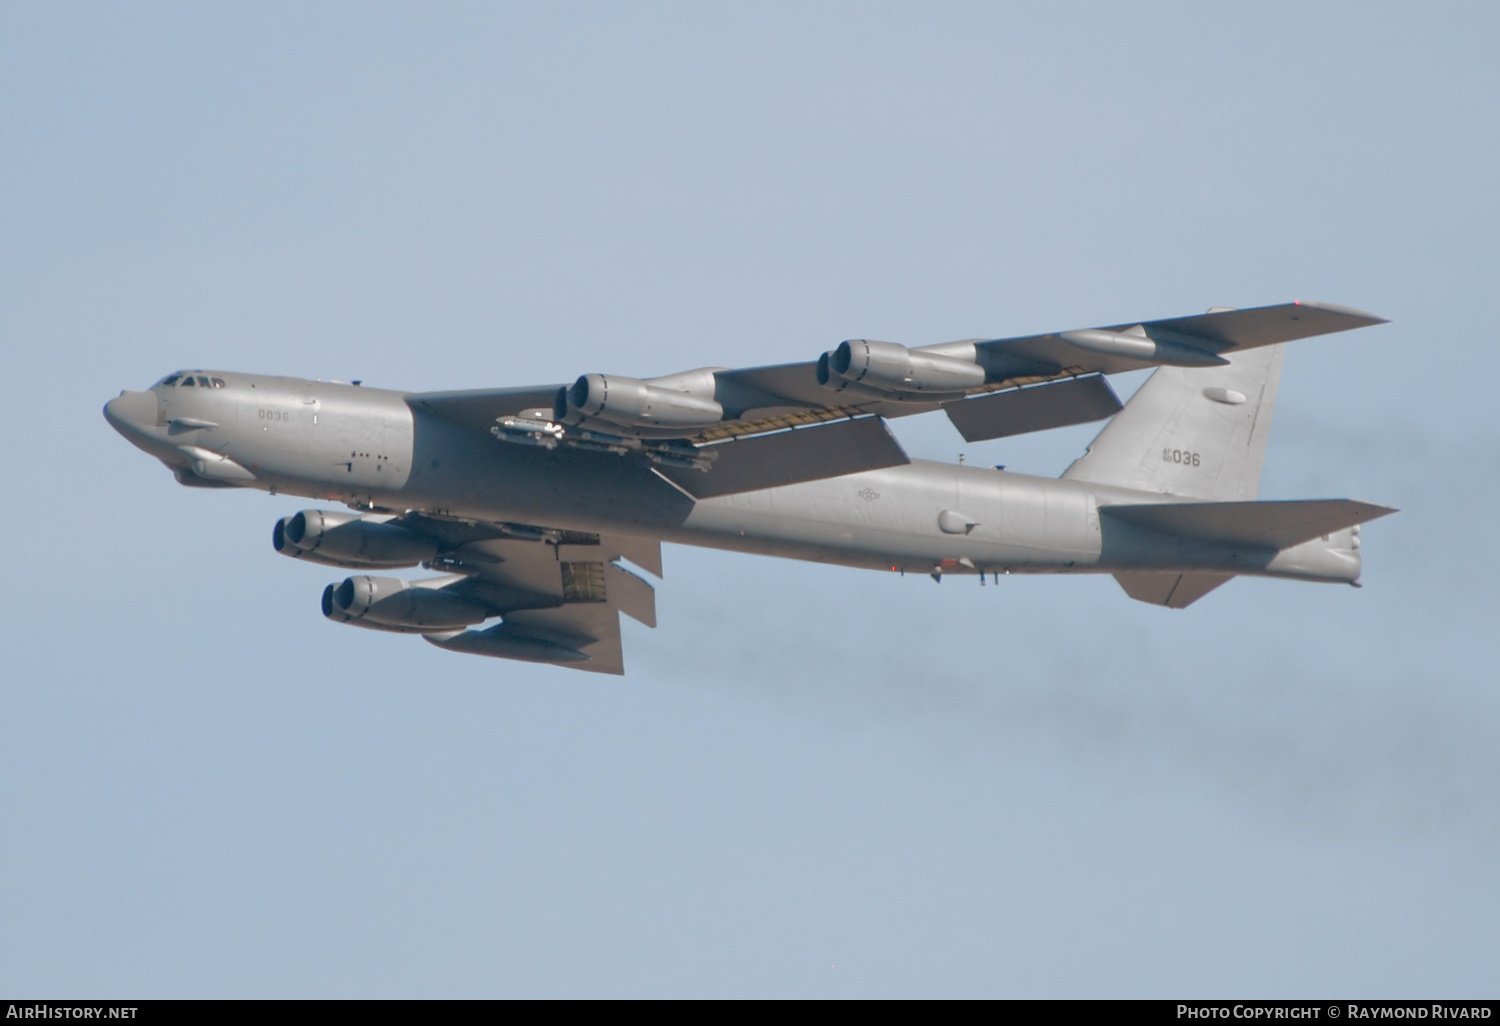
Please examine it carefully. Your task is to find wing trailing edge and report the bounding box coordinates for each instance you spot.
[656,416,910,498]
[944,375,1121,442]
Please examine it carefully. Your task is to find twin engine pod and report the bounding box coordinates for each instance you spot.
[273,510,437,569]
[555,371,724,432]
[322,575,491,633]
[817,339,987,400]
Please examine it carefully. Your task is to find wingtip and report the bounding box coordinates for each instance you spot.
[1352,501,1400,519]
[1294,300,1390,325]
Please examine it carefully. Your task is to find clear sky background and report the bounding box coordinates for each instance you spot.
[2,1,1496,998]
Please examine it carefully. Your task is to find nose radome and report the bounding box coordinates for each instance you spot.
[103,390,160,436]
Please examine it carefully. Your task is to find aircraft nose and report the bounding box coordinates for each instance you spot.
[103,390,161,438]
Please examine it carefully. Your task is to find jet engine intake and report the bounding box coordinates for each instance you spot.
[557,373,724,430]
[322,575,491,633]
[274,510,438,569]
[818,340,986,397]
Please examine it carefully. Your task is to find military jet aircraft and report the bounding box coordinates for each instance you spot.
[104,301,1394,674]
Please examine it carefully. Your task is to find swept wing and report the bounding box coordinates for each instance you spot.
[410,300,1382,448]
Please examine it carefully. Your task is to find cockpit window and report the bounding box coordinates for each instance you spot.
[153,371,223,389]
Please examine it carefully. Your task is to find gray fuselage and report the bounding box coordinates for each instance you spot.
[104,371,1358,584]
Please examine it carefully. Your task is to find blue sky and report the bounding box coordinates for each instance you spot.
[2,2,1496,996]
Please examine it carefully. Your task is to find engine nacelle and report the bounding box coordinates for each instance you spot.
[274,510,438,569]
[556,373,724,430]
[818,339,987,397]
[322,575,491,633]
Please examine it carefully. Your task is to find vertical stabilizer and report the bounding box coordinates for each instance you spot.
[1062,344,1285,500]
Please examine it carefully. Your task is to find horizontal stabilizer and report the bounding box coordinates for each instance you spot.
[944,375,1122,442]
[657,416,909,498]
[1100,499,1396,550]
[1114,571,1234,608]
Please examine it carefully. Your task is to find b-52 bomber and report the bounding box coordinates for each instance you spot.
[105,301,1395,674]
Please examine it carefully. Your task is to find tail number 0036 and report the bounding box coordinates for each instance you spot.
[1162,448,1200,466]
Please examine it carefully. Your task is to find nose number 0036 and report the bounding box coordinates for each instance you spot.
[1163,448,1200,466]
[258,409,290,422]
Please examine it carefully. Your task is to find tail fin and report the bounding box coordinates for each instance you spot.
[1062,343,1285,500]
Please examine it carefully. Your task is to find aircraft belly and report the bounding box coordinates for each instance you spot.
[385,447,1227,579]
[389,413,1124,573]
[675,463,1105,572]
[389,426,1331,581]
